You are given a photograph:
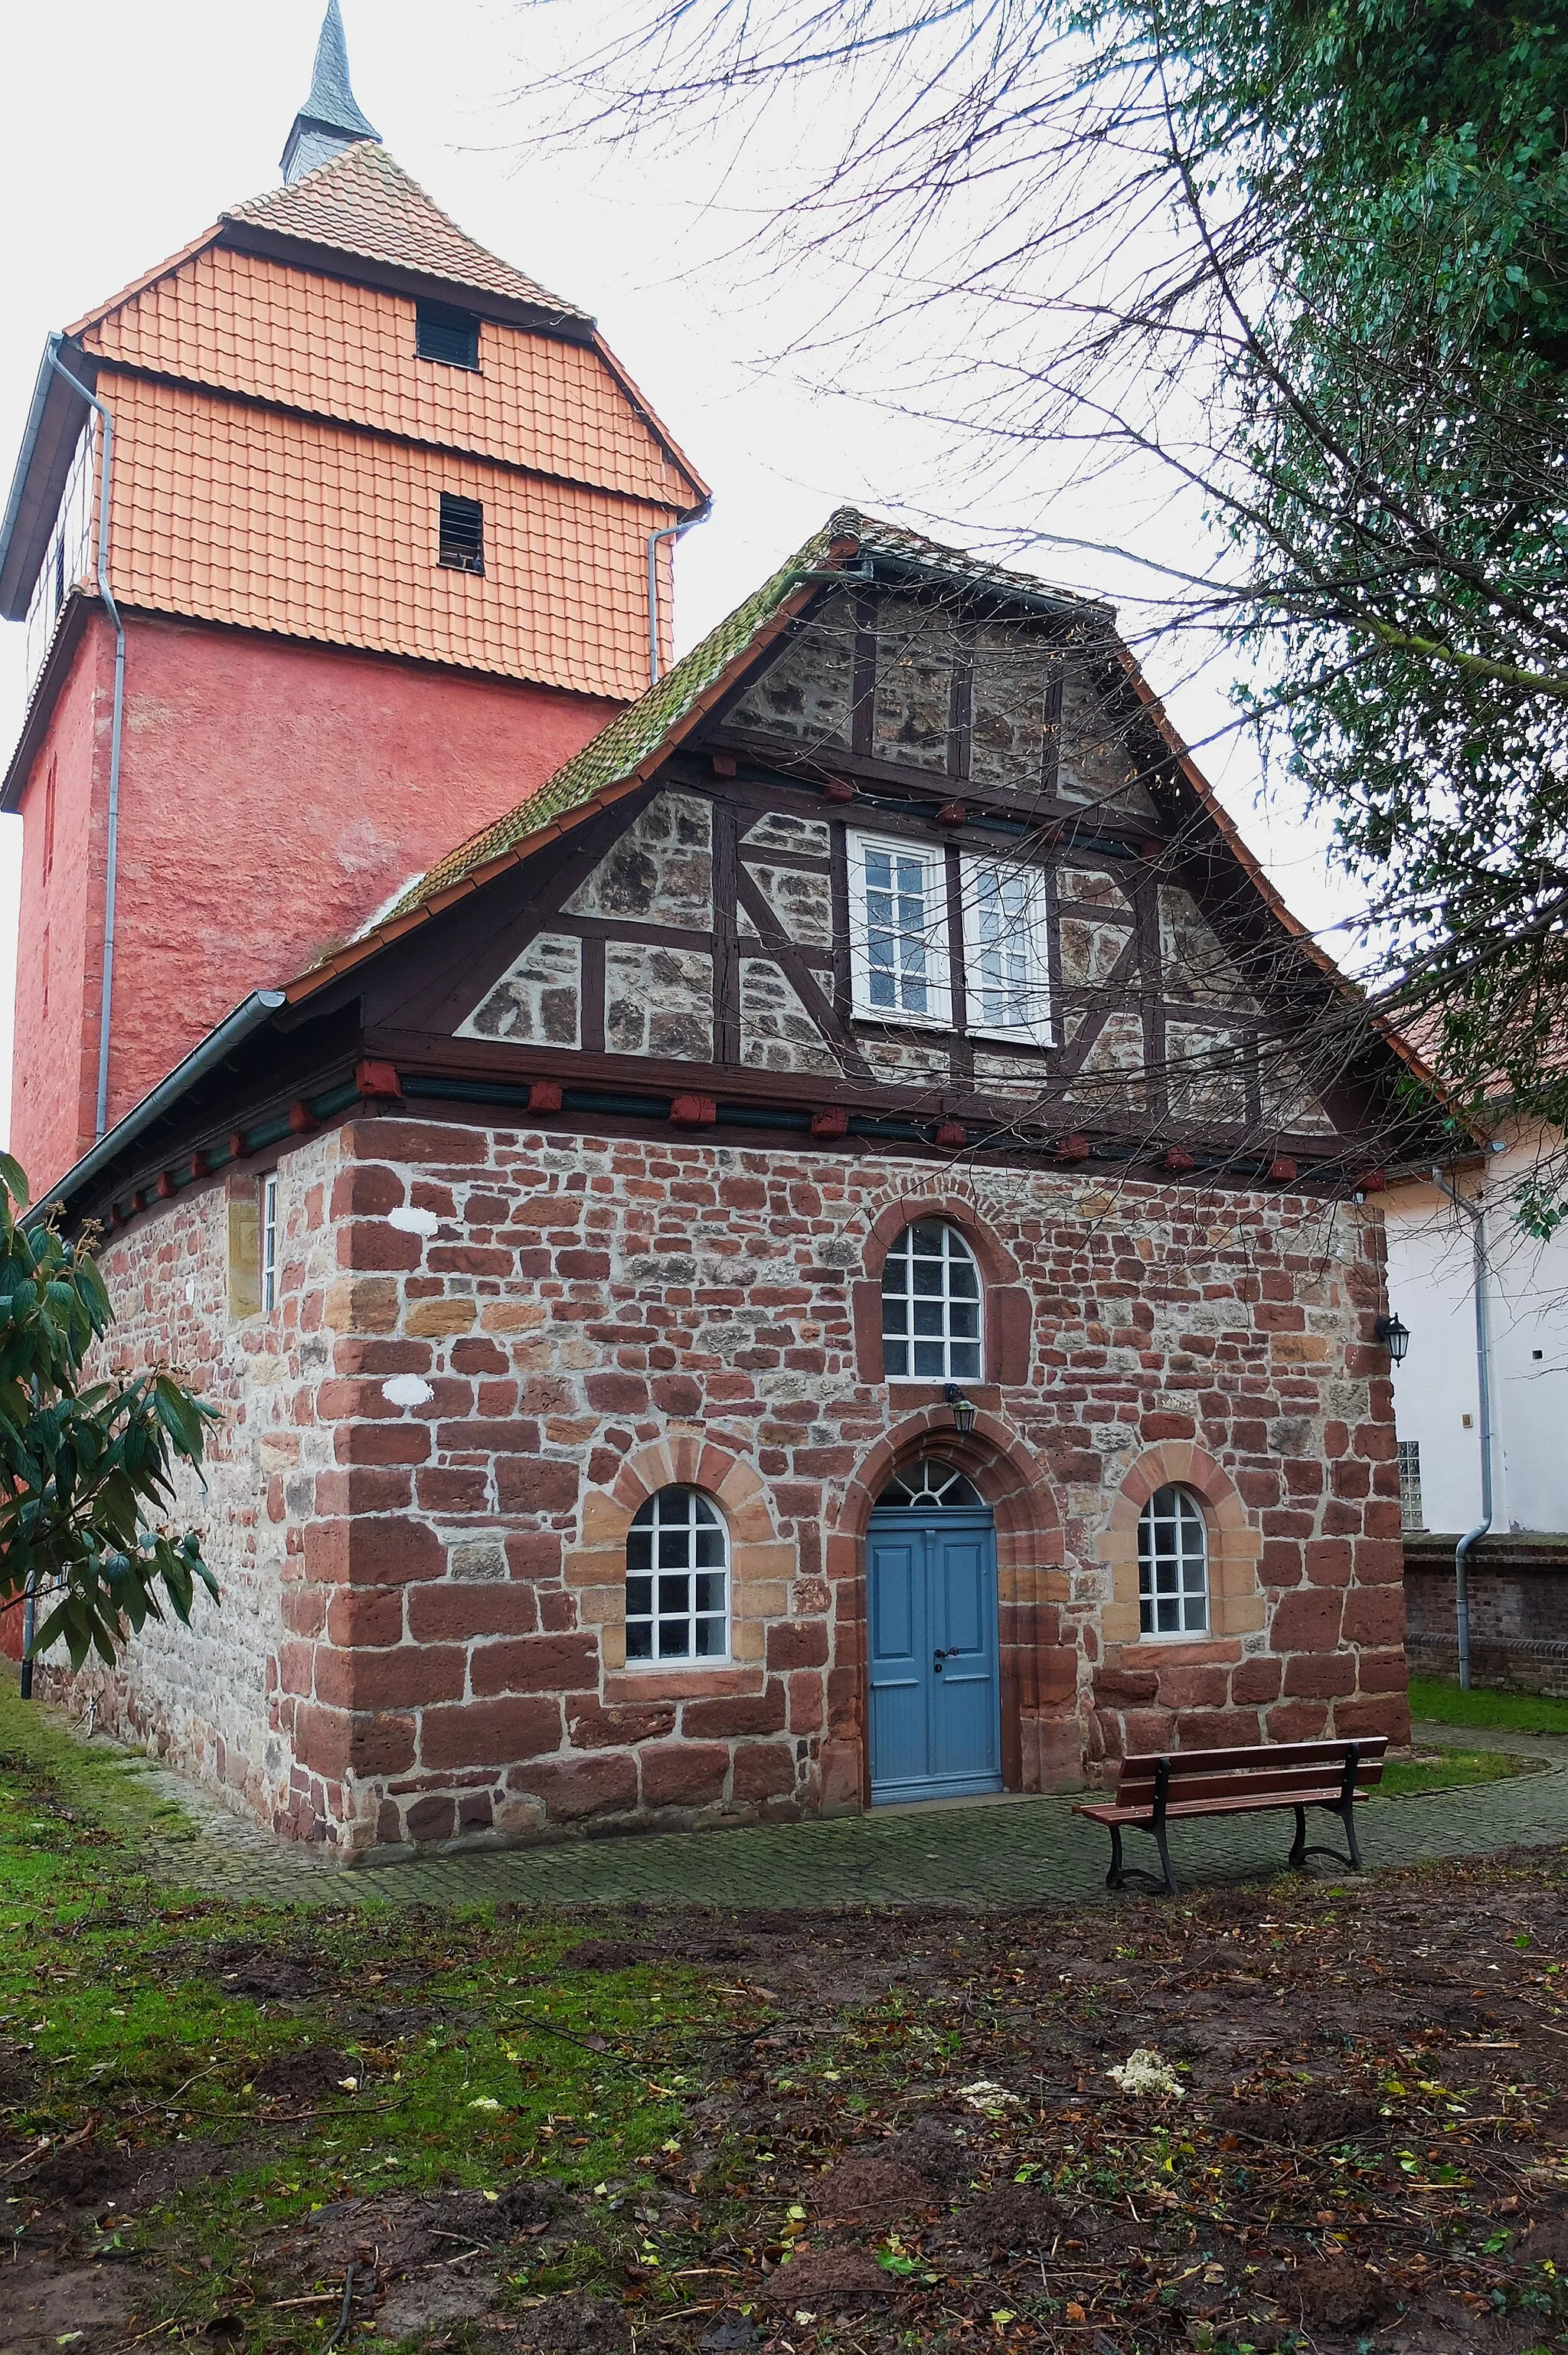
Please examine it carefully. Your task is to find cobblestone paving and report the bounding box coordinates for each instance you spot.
[118,1719,1568,1912]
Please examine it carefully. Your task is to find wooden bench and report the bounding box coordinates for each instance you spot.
[1074,1736,1388,1895]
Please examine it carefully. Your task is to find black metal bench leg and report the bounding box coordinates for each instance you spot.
[1153,1817,1178,1896]
[1289,1804,1308,1870]
[1106,1823,1125,1890]
[1341,1798,1363,1872]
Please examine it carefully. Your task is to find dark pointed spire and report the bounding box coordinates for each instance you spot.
[281,2,381,185]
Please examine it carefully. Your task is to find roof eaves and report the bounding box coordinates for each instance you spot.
[586,331,710,511]
[64,224,226,343]
[1117,651,1445,1101]
[0,335,89,620]
[0,593,92,810]
[222,146,592,328]
[215,218,599,344]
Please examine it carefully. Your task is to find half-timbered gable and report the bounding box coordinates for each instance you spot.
[44,511,1435,1860]
[273,509,1393,1186]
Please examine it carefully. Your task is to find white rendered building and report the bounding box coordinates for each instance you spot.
[1385,1126,1568,1536]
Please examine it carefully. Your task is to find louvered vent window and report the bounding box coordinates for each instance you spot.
[438,493,485,575]
[416,300,481,369]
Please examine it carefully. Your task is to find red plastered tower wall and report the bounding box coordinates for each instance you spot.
[8,613,617,1192]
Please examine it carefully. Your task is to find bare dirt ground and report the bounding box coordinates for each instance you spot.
[6,1845,1568,2352]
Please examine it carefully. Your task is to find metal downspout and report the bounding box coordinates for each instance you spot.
[1432,1168,1494,1689]
[645,511,709,685]
[46,353,123,1141]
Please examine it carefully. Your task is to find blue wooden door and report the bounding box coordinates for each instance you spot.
[868,1509,1001,1804]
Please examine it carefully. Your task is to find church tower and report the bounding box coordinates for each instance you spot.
[0,5,707,1189]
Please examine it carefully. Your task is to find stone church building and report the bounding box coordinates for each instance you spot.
[0,11,1427,1856]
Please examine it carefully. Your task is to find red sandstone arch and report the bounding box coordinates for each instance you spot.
[1097,1441,1265,1649]
[565,1432,792,1683]
[824,1406,1079,1802]
[853,1198,1032,1387]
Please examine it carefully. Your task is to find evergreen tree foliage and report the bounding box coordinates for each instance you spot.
[0,1157,218,1670]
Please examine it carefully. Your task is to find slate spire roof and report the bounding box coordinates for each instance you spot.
[283,1,381,185]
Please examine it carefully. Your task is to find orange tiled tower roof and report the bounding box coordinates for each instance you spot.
[226,142,586,325]
[0,25,707,711]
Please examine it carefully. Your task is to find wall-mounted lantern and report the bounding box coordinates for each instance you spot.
[1374,1311,1411,1364]
[944,1385,978,1437]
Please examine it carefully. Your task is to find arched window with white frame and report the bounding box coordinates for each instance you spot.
[626,1487,729,1661]
[881,1220,982,1381]
[1138,1486,1210,1637]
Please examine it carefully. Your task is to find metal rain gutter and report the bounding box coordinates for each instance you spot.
[43,352,125,1140]
[35,989,288,1224]
[646,505,711,685]
[1432,1165,1495,1690]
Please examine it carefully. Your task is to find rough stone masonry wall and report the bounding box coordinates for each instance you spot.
[57,1115,1406,1856]
[50,1129,348,1840]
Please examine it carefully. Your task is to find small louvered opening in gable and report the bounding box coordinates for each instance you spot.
[416,300,481,370]
[438,493,485,576]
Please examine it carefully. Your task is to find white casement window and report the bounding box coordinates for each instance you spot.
[626,1487,730,1661]
[260,1173,279,1313]
[848,833,1051,1041]
[1138,1485,1210,1637]
[848,835,952,1028]
[961,854,1054,1045]
[882,1221,983,1381]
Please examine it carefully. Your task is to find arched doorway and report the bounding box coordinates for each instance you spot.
[867,1456,1001,1804]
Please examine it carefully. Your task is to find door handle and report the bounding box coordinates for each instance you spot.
[933,1647,956,1673]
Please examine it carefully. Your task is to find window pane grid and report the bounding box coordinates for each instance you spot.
[1137,1485,1209,1637]
[851,838,951,1025]
[877,1457,984,1508]
[962,855,1053,1043]
[882,1221,982,1381]
[626,1487,729,1662]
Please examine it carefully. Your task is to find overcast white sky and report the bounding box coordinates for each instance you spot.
[0,0,1348,1150]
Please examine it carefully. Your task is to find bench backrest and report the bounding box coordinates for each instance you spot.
[1113,1735,1388,1810]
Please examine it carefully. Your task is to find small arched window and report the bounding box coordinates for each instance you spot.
[1138,1486,1209,1637]
[626,1487,729,1662]
[882,1221,982,1381]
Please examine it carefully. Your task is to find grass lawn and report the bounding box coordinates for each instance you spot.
[1409,1674,1568,1735]
[5,1677,1568,2353]
[1381,1743,1546,1797]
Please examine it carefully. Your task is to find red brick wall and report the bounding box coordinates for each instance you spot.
[55,1117,1406,1856]
[9,613,619,1192]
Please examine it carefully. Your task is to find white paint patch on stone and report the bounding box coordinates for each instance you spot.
[387,1205,440,1238]
[381,1372,435,1408]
